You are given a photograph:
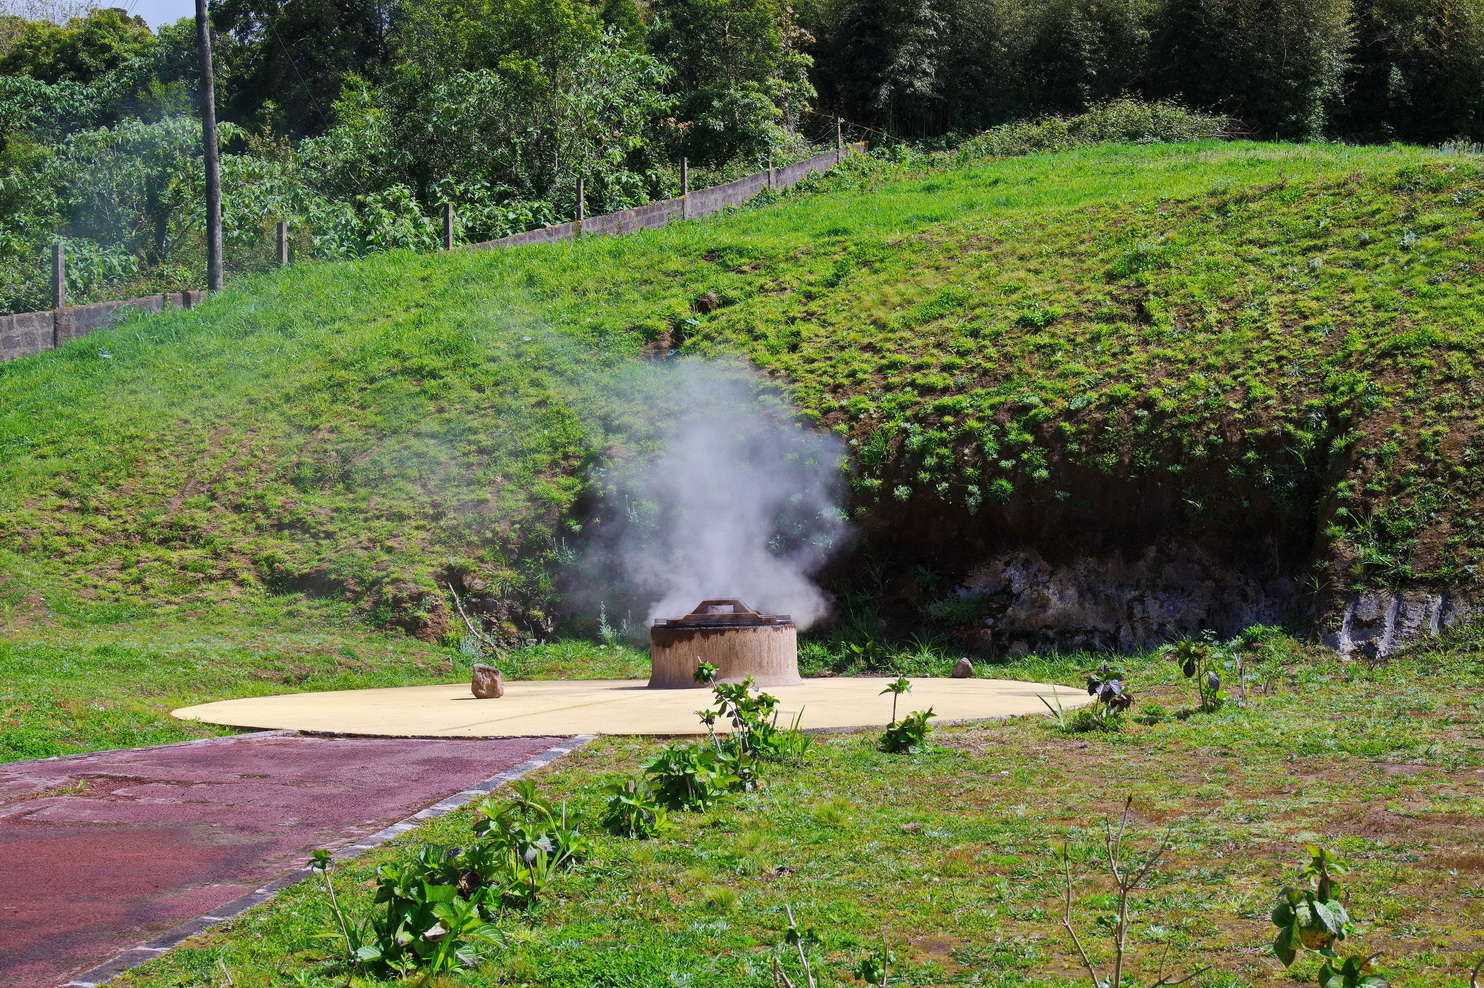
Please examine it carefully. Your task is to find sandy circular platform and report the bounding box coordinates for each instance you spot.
[174,677,1092,737]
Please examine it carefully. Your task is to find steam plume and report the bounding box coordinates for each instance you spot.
[581,359,849,630]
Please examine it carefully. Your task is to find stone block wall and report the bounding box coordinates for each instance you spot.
[0,291,203,363]
[465,144,863,253]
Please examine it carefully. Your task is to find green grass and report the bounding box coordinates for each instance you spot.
[4,138,1484,980]
[109,629,1484,988]
[0,139,1480,639]
[0,597,649,762]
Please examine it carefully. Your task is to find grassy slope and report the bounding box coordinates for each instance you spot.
[1,140,1482,984]
[2,140,1481,639]
[693,143,1484,600]
[114,630,1484,988]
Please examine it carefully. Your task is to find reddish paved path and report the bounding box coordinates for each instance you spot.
[0,732,571,988]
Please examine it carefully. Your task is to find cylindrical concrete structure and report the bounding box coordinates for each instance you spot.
[648,599,801,689]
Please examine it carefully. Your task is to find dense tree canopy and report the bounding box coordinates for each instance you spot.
[2,0,1484,312]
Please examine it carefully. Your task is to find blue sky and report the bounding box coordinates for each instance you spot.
[118,0,196,28]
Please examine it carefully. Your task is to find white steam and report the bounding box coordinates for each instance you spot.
[584,359,850,630]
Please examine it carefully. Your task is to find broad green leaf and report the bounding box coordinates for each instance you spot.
[1273,927,1297,967]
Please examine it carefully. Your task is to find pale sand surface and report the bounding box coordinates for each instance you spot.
[174,677,1093,737]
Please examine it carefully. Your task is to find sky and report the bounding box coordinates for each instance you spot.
[117,0,195,28]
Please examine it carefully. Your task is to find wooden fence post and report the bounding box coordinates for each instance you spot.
[51,242,65,348]
[576,178,585,232]
[681,157,689,220]
[276,221,289,266]
[52,243,65,310]
[835,116,843,162]
[443,203,454,251]
[767,153,775,191]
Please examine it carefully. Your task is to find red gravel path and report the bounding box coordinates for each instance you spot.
[0,733,569,988]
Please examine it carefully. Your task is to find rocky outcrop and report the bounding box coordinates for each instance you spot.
[955,545,1299,654]
[1322,590,1480,659]
[937,546,1475,657]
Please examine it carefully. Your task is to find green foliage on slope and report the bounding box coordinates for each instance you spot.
[0,139,1480,637]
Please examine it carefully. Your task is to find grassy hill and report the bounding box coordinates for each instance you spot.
[1,138,1481,654]
[4,134,1483,985]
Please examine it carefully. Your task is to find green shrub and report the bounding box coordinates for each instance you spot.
[600,778,673,839]
[880,707,936,753]
[956,99,1230,162]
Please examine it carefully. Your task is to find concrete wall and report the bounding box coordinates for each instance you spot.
[0,291,204,364]
[466,144,862,252]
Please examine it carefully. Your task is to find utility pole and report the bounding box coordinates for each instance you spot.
[195,0,222,292]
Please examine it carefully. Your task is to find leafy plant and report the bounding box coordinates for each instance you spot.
[699,675,812,764]
[771,904,820,988]
[880,706,936,754]
[599,778,672,840]
[853,945,894,987]
[1162,637,1229,713]
[310,782,593,976]
[1272,845,1387,988]
[308,849,362,971]
[360,856,503,976]
[471,780,589,909]
[642,740,748,811]
[643,676,819,812]
[704,676,782,757]
[1051,662,1134,733]
[880,675,911,723]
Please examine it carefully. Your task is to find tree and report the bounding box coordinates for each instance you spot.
[1343,0,1484,141]
[54,114,205,265]
[208,0,405,135]
[814,0,945,135]
[0,7,156,84]
[0,0,93,54]
[1150,0,1353,139]
[1012,0,1153,116]
[649,0,814,163]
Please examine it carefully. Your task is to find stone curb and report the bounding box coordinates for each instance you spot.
[57,734,596,988]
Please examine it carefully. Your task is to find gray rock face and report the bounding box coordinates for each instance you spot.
[960,546,1298,654]
[1322,590,1479,658]
[471,664,505,699]
[951,657,974,678]
[948,545,1472,658]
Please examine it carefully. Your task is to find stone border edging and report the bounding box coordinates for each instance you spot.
[58,734,596,988]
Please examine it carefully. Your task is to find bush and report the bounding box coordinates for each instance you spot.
[880,706,936,753]
[955,99,1230,161]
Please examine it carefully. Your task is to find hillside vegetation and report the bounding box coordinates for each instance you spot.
[1,138,1481,650]
[9,0,1484,311]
